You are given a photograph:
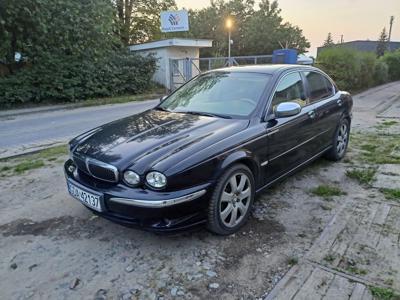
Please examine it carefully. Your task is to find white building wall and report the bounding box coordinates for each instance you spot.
[133,46,200,90]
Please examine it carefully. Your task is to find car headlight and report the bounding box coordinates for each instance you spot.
[146,171,167,189]
[123,170,140,186]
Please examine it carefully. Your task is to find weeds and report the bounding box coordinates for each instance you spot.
[310,185,345,198]
[346,168,376,185]
[287,257,298,266]
[349,133,400,164]
[369,286,400,300]
[346,266,368,275]
[381,189,400,201]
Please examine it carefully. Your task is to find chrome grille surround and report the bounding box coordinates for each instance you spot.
[72,153,119,183]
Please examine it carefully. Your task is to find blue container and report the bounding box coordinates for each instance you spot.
[272,49,298,64]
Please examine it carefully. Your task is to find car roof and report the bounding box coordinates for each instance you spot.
[209,64,318,75]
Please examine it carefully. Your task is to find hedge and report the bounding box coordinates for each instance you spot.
[0,52,156,107]
[316,47,393,92]
[382,50,400,81]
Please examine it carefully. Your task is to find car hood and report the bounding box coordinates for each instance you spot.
[72,109,249,173]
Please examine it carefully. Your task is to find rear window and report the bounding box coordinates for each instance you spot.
[303,71,334,102]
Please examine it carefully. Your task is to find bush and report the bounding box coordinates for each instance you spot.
[316,47,389,92]
[381,50,400,81]
[316,48,361,91]
[374,60,389,84]
[0,52,156,107]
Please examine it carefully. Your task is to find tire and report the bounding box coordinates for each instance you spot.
[207,163,255,235]
[325,118,350,161]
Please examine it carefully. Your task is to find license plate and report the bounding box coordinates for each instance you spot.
[67,181,103,212]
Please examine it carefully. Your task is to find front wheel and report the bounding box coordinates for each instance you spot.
[325,118,350,161]
[207,164,255,235]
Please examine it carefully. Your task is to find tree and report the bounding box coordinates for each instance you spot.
[186,0,309,57]
[376,27,388,57]
[323,32,335,47]
[113,0,177,46]
[0,0,156,105]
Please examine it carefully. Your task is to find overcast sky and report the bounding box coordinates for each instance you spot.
[176,0,400,56]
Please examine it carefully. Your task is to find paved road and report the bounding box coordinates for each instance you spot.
[0,99,158,158]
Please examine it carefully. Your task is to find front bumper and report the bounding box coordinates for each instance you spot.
[64,159,211,232]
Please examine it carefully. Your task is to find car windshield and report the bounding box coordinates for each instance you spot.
[158,72,271,118]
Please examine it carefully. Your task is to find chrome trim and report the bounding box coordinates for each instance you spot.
[267,129,280,136]
[269,129,330,162]
[109,189,207,208]
[261,160,269,167]
[256,146,332,193]
[85,157,119,183]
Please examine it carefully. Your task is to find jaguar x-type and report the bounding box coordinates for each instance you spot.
[64,65,352,235]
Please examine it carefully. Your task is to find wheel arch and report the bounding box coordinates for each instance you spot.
[218,150,260,186]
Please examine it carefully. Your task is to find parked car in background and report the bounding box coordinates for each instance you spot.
[64,65,353,235]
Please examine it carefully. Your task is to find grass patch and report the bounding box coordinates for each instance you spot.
[369,286,400,300]
[376,120,399,130]
[13,160,45,174]
[381,189,400,201]
[323,254,335,263]
[349,133,400,164]
[346,266,368,275]
[287,257,298,266]
[346,168,376,185]
[0,145,67,176]
[77,92,163,108]
[310,185,345,198]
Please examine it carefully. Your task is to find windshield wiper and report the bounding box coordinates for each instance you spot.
[183,111,232,119]
[154,106,171,112]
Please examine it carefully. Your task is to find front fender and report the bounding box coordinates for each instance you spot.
[216,149,261,184]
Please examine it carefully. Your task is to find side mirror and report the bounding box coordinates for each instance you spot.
[275,102,302,118]
[160,95,168,102]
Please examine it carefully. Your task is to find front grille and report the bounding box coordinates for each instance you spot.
[72,153,119,183]
[87,162,118,182]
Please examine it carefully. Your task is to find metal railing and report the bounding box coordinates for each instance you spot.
[169,55,273,91]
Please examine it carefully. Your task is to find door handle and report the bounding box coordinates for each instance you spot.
[308,110,316,119]
[337,99,343,107]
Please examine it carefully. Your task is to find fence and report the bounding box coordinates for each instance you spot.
[169,55,273,91]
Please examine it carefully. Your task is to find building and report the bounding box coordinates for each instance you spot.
[317,40,400,57]
[129,38,213,90]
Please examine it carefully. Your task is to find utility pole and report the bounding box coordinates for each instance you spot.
[388,16,394,51]
[340,35,344,44]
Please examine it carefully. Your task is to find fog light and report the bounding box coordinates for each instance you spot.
[146,171,167,189]
[68,164,76,173]
[123,170,140,186]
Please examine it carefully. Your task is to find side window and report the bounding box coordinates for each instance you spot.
[271,72,307,113]
[303,71,334,102]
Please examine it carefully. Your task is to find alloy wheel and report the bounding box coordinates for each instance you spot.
[219,172,252,228]
[336,123,348,157]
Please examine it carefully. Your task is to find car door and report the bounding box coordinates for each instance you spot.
[264,71,317,183]
[302,71,343,152]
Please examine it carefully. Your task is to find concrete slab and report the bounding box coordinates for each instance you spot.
[265,262,374,300]
[373,164,400,190]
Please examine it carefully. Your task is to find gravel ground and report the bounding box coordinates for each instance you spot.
[1,81,399,300]
[0,154,350,300]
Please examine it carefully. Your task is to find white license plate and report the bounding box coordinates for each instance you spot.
[67,181,103,212]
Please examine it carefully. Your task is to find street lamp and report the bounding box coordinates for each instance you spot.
[226,18,233,66]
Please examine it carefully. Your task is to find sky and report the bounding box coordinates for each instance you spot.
[175,0,400,56]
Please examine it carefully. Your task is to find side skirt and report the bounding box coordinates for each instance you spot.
[255,146,332,194]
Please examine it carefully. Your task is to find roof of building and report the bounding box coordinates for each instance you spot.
[317,40,400,55]
[129,38,213,51]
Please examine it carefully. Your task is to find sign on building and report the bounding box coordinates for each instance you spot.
[160,10,189,32]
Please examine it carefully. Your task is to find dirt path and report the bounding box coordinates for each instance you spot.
[0,82,399,299]
[266,81,400,300]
